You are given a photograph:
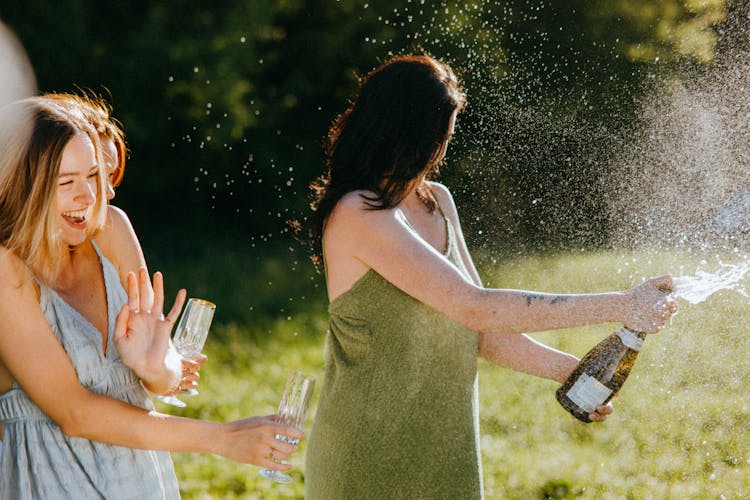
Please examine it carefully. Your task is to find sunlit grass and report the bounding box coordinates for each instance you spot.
[161,248,749,499]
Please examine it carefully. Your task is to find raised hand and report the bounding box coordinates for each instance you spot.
[113,267,187,394]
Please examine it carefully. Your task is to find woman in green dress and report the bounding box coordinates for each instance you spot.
[304,54,677,499]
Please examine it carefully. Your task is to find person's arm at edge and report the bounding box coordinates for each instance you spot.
[0,254,300,468]
[329,187,671,338]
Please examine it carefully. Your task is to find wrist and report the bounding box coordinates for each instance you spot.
[611,291,630,324]
[212,421,234,457]
[555,354,580,384]
[140,348,182,395]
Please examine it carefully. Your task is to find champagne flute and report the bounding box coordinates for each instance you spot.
[155,298,216,407]
[259,371,316,484]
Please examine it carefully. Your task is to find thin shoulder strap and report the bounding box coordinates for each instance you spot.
[424,184,453,255]
[90,239,103,259]
[427,186,445,215]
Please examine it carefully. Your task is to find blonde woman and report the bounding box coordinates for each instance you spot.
[43,91,207,392]
[0,98,302,499]
[0,92,203,449]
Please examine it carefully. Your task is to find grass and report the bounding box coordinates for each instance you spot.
[157,248,750,499]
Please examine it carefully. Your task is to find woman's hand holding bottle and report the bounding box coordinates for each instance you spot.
[556,275,679,423]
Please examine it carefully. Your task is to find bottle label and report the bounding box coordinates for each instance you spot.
[616,327,643,351]
[565,373,614,413]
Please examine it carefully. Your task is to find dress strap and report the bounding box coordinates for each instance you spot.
[425,185,452,255]
[90,239,104,261]
[425,186,447,218]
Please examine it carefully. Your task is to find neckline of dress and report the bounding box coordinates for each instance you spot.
[45,240,113,358]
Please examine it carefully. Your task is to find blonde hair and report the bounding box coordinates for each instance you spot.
[43,90,128,187]
[0,97,107,284]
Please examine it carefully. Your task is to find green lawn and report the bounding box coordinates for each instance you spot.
[159,249,750,499]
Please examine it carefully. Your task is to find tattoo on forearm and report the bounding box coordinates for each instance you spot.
[523,294,546,307]
[523,294,570,306]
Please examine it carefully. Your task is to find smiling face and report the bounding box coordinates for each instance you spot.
[55,132,98,246]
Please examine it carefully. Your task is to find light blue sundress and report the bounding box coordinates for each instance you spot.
[0,241,180,499]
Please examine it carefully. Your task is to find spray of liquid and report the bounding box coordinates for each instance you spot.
[672,261,750,305]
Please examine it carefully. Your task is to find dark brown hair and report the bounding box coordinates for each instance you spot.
[309,54,465,266]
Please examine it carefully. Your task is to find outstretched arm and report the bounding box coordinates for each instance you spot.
[326,186,675,338]
[0,257,302,470]
[429,183,581,380]
[430,183,617,422]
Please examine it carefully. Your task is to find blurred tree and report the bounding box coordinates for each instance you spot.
[0,0,730,255]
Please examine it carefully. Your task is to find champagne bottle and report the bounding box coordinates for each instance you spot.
[555,327,646,423]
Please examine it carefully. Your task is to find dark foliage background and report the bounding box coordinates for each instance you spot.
[1,0,741,327]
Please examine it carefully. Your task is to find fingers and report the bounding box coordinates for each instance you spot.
[179,357,202,391]
[225,417,305,468]
[588,403,613,423]
[181,357,200,372]
[258,429,302,470]
[127,270,188,333]
[181,356,205,377]
[113,304,130,341]
[138,267,155,312]
[261,455,294,471]
[649,274,674,294]
[645,295,679,333]
[662,298,678,316]
[273,429,304,451]
[260,419,304,450]
[269,437,298,457]
[127,271,139,312]
[630,277,680,333]
[152,271,165,316]
[165,289,187,325]
[178,375,198,392]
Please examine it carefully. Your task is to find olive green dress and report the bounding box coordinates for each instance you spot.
[305,210,483,499]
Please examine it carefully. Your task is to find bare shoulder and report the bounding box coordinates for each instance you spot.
[0,246,31,283]
[96,205,134,255]
[101,205,135,237]
[426,181,456,206]
[96,205,146,277]
[324,190,405,264]
[107,204,131,224]
[332,190,380,213]
[328,190,393,227]
[426,181,459,219]
[0,246,37,299]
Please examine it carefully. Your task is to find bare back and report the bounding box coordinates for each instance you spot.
[323,185,452,303]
